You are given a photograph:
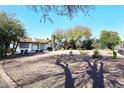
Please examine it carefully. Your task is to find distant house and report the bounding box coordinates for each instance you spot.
[16,37,52,53]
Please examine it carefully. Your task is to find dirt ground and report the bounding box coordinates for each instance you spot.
[2,50,124,88]
[0,75,9,88]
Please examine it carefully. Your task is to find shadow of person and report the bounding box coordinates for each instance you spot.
[86,58,105,88]
[55,58,75,88]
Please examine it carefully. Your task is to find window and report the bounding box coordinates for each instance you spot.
[20,43,29,48]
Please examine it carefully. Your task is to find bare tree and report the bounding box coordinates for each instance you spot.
[28,5,95,23]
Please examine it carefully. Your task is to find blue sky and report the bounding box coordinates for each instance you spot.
[0,5,124,40]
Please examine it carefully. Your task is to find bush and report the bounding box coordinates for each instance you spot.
[61,47,64,51]
[80,51,88,56]
[69,50,73,56]
[112,50,117,59]
[82,39,94,50]
[80,51,84,55]
[77,47,81,50]
[47,47,53,51]
[92,50,99,58]
[94,43,101,49]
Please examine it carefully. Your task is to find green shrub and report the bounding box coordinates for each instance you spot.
[69,50,73,56]
[61,47,64,51]
[80,51,84,55]
[94,43,101,49]
[77,47,81,50]
[92,50,99,58]
[81,48,85,50]
[112,50,117,59]
[80,51,88,56]
[82,39,94,50]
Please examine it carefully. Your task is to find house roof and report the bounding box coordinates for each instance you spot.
[19,37,50,44]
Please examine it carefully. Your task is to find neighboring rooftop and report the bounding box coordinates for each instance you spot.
[19,37,51,44]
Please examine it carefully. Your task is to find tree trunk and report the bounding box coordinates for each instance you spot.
[12,42,16,54]
[0,46,4,58]
[12,41,18,54]
[4,45,9,57]
[14,42,18,53]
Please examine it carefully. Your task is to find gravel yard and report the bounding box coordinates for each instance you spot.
[0,75,9,88]
[1,50,124,88]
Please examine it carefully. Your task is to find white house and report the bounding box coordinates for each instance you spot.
[16,37,52,53]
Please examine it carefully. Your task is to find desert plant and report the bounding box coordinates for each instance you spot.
[61,47,64,51]
[80,51,88,57]
[112,50,117,59]
[80,51,84,56]
[69,50,73,56]
[82,39,94,50]
[92,50,99,58]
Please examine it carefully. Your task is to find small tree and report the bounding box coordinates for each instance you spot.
[112,50,117,59]
[82,39,94,50]
[100,30,121,50]
[92,38,101,49]
[0,11,26,57]
[52,25,92,50]
[92,50,99,58]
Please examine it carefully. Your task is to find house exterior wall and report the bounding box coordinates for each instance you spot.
[10,44,20,54]
[29,43,32,52]
[39,44,48,50]
[31,43,38,51]
[16,44,21,53]
[15,42,52,53]
[46,43,52,48]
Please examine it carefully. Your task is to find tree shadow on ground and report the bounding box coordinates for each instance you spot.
[55,58,75,88]
[83,56,105,88]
